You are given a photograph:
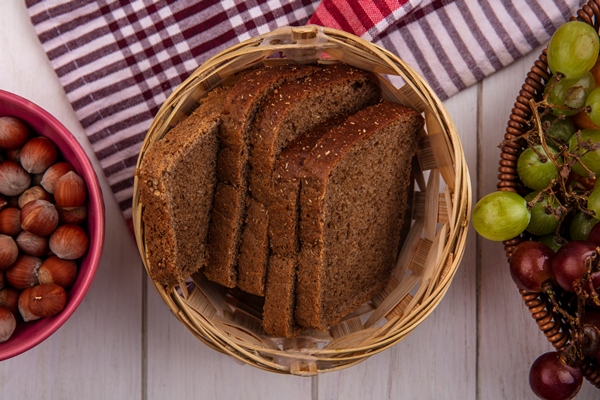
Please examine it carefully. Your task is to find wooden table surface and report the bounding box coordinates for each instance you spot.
[2,2,600,399]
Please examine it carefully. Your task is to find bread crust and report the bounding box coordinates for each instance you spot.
[138,87,227,288]
[262,115,348,337]
[205,64,318,288]
[295,101,423,330]
[240,63,381,298]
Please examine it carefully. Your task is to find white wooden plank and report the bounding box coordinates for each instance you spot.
[10,1,600,398]
[144,277,312,400]
[0,3,143,399]
[317,85,478,399]
[477,46,599,399]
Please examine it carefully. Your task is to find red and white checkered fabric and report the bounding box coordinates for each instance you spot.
[24,0,585,225]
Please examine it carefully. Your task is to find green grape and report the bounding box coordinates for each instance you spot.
[517,145,561,190]
[568,128,600,176]
[538,234,567,252]
[472,191,530,242]
[569,210,599,240]
[524,191,561,235]
[586,86,600,126]
[547,20,599,79]
[544,72,596,116]
[542,114,575,147]
[588,186,600,220]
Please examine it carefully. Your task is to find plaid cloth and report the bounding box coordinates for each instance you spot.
[24,0,585,225]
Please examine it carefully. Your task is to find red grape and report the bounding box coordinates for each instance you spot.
[529,351,583,400]
[587,222,600,246]
[509,241,554,292]
[581,310,600,359]
[552,241,598,292]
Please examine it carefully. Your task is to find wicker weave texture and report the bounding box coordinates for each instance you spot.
[132,25,470,375]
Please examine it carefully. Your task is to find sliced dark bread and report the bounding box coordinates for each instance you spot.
[204,64,318,288]
[236,197,269,293]
[237,64,380,296]
[295,101,423,330]
[248,63,381,205]
[137,87,228,289]
[262,115,348,337]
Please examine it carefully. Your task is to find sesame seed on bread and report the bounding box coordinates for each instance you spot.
[138,87,228,289]
[294,101,423,330]
[239,63,381,297]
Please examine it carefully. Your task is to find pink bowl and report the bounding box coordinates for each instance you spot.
[0,90,105,360]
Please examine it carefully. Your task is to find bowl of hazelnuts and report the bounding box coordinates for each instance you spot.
[0,89,104,360]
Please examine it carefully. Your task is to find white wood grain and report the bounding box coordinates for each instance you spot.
[0,3,143,400]
[145,276,313,400]
[477,47,556,400]
[4,0,600,398]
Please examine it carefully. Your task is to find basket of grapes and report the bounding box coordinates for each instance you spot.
[473,2,600,399]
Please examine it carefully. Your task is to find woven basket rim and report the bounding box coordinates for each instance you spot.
[132,25,471,375]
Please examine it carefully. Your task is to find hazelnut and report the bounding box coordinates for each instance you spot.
[0,287,21,317]
[54,171,86,207]
[37,256,77,288]
[0,117,29,149]
[19,283,66,321]
[17,185,53,208]
[0,306,16,342]
[0,194,7,211]
[0,207,22,236]
[40,162,75,194]
[0,271,4,290]
[16,231,49,257]
[0,234,18,271]
[17,287,38,322]
[0,160,31,196]
[20,137,58,174]
[56,205,87,224]
[20,199,59,237]
[49,224,89,260]
[6,254,41,290]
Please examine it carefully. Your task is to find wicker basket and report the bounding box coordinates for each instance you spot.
[499,0,600,388]
[132,25,470,375]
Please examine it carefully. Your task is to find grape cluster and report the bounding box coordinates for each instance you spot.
[472,20,600,400]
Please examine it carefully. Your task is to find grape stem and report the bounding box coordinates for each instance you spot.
[529,99,571,194]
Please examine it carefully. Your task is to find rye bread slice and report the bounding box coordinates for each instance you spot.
[137,87,227,289]
[204,64,318,288]
[295,101,423,330]
[262,115,348,337]
[248,63,381,205]
[237,64,380,296]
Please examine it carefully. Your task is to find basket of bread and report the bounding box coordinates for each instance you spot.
[132,25,470,375]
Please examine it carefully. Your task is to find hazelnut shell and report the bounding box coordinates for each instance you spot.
[38,256,77,288]
[0,234,18,271]
[49,224,89,260]
[40,162,75,194]
[20,199,59,237]
[0,161,31,197]
[6,254,41,290]
[0,117,29,149]
[0,207,22,236]
[20,283,66,320]
[0,306,16,342]
[20,137,58,174]
[54,171,86,207]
